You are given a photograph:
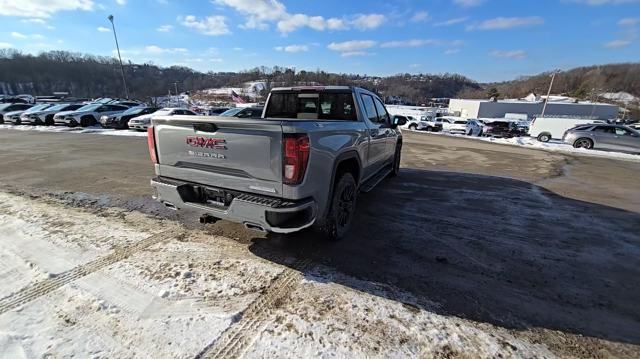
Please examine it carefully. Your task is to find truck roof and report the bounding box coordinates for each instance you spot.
[271,86,353,92]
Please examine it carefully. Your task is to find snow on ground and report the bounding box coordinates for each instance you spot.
[0,124,147,137]
[0,190,563,357]
[412,130,640,162]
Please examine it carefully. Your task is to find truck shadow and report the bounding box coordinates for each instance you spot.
[248,168,640,345]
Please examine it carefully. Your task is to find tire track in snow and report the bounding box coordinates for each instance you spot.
[0,231,179,315]
[195,256,312,359]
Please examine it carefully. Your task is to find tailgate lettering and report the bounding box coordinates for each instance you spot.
[186,136,227,150]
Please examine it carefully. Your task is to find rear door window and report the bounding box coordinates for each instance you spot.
[360,94,378,124]
[373,98,390,124]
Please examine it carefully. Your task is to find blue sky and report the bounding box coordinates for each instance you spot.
[0,0,638,82]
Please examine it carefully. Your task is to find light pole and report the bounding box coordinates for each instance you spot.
[108,15,129,99]
[540,70,559,118]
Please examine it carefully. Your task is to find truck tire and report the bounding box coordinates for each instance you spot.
[389,143,401,177]
[408,124,417,131]
[322,172,357,241]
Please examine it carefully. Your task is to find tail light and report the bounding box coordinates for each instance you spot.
[283,134,310,185]
[147,126,158,164]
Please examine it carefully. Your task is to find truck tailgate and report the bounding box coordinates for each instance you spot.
[153,116,284,196]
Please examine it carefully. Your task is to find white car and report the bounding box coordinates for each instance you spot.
[0,103,33,124]
[18,103,56,125]
[54,103,129,127]
[128,107,197,131]
[448,119,469,135]
[22,103,84,126]
[466,119,484,136]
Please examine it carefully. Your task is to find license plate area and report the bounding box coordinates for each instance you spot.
[177,184,234,208]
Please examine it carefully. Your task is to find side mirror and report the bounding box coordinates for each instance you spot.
[392,116,407,128]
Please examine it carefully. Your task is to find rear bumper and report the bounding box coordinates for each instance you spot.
[151,176,316,234]
[129,122,149,130]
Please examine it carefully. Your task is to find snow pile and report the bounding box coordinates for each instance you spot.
[600,92,639,104]
[413,131,640,162]
[0,124,148,137]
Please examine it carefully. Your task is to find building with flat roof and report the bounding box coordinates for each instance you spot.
[448,98,618,120]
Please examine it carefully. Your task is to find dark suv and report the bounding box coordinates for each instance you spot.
[101,107,160,129]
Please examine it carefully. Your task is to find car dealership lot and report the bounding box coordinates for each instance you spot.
[0,129,639,358]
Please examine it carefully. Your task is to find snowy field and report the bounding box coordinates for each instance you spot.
[411,130,640,162]
[0,124,147,137]
[0,190,559,358]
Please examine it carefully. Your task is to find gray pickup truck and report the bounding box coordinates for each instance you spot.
[148,86,405,240]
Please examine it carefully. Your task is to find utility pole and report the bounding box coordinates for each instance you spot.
[108,15,129,99]
[173,82,179,96]
[540,70,559,118]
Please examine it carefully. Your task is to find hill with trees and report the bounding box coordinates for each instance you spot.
[0,49,637,111]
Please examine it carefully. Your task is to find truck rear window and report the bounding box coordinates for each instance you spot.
[266,92,357,121]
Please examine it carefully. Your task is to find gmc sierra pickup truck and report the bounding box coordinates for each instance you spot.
[148,86,405,240]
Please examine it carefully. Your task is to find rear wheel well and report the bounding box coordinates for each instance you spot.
[335,158,360,185]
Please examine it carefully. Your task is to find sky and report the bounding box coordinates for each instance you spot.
[0,0,638,82]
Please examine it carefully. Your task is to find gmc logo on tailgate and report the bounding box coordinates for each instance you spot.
[186,136,227,150]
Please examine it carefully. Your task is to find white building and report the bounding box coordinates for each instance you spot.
[448,97,619,120]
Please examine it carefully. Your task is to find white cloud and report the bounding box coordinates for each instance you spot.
[571,0,640,5]
[274,44,309,53]
[327,18,348,30]
[618,17,640,26]
[144,45,188,54]
[352,14,386,30]
[410,11,429,23]
[21,18,55,29]
[445,49,461,55]
[453,0,485,7]
[214,0,382,33]
[11,32,27,39]
[233,47,243,51]
[179,15,230,35]
[327,40,377,52]
[213,0,286,29]
[156,24,173,32]
[470,16,544,30]
[434,17,469,27]
[97,26,110,32]
[115,0,126,5]
[409,63,421,68]
[604,39,631,47]
[380,39,440,48]
[0,0,95,18]
[10,32,45,40]
[490,50,527,59]
[341,51,369,57]
[0,42,12,48]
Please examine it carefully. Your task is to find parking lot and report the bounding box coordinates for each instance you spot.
[1,128,639,357]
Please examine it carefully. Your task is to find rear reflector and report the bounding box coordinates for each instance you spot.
[147,126,158,164]
[283,134,310,185]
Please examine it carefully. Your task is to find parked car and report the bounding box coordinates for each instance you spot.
[434,117,455,132]
[529,117,605,142]
[6,109,34,124]
[219,106,264,119]
[112,100,144,108]
[448,119,470,135]
[466,119,484,136]
[53,103,129,127]
[100,106,160,129]
[482,121,522,138]
[0,103,33,124]
[149,86,404,240]
[208,107,230,116]
[22,103,84,126]
[563,124,640,152]
[18,103,56,125]
[129,107,197,131]
[628,122,640,130]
